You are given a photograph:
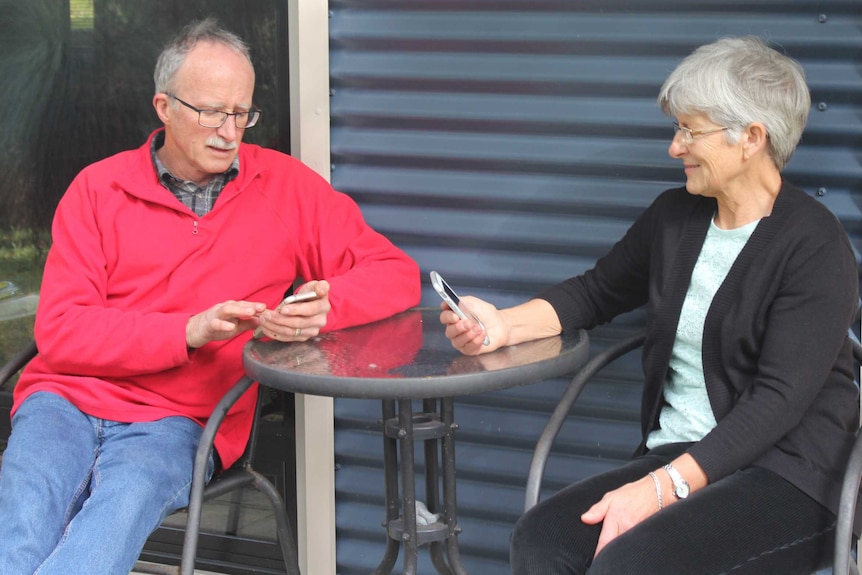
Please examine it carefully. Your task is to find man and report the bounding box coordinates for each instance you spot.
[0,18,420,574]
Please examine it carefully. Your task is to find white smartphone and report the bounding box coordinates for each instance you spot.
[253,290,319,338]
[429,270,490,346]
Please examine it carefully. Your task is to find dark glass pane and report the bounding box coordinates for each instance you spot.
[0,0,294,571]
[0,0,282,233]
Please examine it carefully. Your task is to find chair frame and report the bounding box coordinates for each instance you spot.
[0,341,301,575]
[834,338,862,575]
[524,330,645,513]
[524,329,862,574]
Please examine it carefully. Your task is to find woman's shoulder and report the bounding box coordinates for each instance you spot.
[774,181,846,230]
[765,182,854,271]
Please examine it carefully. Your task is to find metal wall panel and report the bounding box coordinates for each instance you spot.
[328,2,862,573]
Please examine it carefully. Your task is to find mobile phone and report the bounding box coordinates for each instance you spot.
[429,270,490,346]
[275,290,319,309]
[253,291,320,338]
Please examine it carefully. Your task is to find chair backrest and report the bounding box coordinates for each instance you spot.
[832,335,862,575]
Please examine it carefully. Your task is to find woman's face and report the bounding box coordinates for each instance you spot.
[668,113,741,198]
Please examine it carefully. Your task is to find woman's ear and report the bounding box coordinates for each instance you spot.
[742,122,769,159]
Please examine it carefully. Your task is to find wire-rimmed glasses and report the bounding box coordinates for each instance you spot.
[167,93,261,129]
[673,122,728,145]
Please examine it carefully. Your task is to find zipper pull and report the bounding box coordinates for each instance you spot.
[192,221,199,235]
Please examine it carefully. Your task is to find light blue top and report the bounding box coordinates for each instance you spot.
[646,217,759,448]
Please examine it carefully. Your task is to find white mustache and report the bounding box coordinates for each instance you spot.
[206,136,237,151]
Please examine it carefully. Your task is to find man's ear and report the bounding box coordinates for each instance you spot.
[153,93,171,124]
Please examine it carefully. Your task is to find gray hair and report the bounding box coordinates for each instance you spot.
[658,36,810,171]
[154,18,253,96]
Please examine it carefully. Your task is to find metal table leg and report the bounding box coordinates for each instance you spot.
[376,397,467,574]
[425,399,454,575]
[397,398,420,575]
[372,400,402,574]
[440,397,468,575]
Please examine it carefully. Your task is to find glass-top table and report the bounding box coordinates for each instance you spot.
[243,307,589,574]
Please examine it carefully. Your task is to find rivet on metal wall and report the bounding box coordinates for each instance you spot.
[818,102,828,112]
[817,188,827,197]
[818,14,828,23]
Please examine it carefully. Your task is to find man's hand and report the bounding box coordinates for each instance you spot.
[255,280,331,342]
[186,300,267,349]
[580,475,662,559]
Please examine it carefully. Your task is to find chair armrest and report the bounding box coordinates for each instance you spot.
[524,330,645,513]
[181,376,256,566]
[0,340,38,389]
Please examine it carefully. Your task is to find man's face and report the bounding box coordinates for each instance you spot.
[153,41,255,185]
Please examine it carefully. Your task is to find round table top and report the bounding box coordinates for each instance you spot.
[243,307,589,400]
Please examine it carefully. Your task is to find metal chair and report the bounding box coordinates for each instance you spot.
[524,329,645,513]
[0,341,301,575]
[833,337,862,575]
[523,329,862,574]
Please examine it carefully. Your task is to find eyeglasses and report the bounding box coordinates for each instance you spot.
[166,93,261,129]
[673,122,728,145]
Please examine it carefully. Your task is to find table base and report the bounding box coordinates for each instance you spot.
[373,398,468,575]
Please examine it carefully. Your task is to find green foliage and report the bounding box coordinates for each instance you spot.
[0,227,47,377]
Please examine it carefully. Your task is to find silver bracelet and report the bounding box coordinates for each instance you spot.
[648,471,663,510]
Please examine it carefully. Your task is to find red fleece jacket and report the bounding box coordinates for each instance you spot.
[14,130,420,467]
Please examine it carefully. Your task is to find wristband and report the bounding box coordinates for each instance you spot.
[648,471,663,510]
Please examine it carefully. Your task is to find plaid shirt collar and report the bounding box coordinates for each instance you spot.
[150,131,239,217]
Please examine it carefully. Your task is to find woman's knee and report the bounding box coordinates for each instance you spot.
[511,512,569,574]
[510,502,597,575]
[511,507,549,551]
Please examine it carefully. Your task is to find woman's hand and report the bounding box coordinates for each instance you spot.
[580,475,663,559]
[582,454,707,558]
[439,296,505,355]
[439,297,563,356]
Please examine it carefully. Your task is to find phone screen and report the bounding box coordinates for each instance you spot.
[430,271,465,318]
[437,275,461,305]
[429,271,490,346]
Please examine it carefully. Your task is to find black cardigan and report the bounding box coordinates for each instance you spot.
[538,182,859,527]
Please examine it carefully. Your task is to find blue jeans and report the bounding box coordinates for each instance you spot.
[0,392,214,575]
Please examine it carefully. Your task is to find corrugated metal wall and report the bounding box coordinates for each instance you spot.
[327,2,862,573]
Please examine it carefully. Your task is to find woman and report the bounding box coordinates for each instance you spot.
[440,37,859,574]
